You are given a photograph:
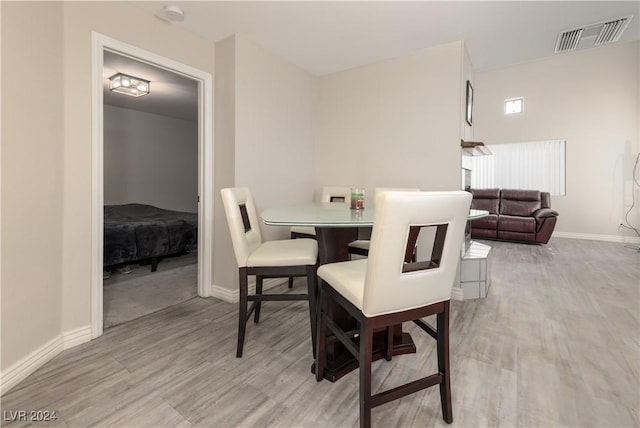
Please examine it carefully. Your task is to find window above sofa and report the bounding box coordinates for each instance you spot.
[469,139,566,196]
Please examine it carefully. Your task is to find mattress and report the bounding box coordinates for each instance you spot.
[104,203,197,267]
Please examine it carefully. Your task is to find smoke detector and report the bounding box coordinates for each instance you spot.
[164,5,185,22]
[555,15,633,53]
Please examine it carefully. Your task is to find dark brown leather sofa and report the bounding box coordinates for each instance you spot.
[470,188,558,244]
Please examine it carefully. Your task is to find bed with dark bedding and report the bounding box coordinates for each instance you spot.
[104,203,197,272]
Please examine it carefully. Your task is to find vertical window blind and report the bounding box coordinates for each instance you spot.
[471,139,566,196]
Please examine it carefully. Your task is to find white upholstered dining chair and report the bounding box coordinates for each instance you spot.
[221,187,319,358]
[347,187,420,259]
[315,190,471,428]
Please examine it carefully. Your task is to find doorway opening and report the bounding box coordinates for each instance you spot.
[102,51,199,328]
[91,33,214,338]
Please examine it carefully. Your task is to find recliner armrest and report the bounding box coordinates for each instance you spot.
[533,208,558,219]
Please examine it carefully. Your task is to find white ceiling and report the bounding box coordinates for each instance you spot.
[107,1,639,120]
[136,1,639,74]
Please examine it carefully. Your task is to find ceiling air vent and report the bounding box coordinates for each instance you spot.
[554,15,633,54]
[594,17,631,45]
[555,28,583,53]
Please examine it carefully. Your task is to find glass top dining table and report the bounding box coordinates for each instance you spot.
[262,202,488,228]
[262,202,488,265]
[261,201,488,382]
[262,202,375,228]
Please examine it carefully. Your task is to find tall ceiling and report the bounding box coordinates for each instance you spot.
[106,1,639,120]
[135,1,639,75]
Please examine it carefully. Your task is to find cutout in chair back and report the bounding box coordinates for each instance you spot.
[402,223,449,273]
[239,204,251,233]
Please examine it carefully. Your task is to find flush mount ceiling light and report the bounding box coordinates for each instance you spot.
[164,5,185,22]
[109,73,150,97]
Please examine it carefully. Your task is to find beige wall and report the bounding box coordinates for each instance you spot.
[1,1,65,371]
[211,35,318,295]
[460,43,475,175]
[234,36,317,242]
[461,43,474,144]
[315,41,464,198]
[474,41,640,239]
[213,36,237,296]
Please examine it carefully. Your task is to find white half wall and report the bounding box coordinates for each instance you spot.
[104,105,198,213]
[474,41,640,239]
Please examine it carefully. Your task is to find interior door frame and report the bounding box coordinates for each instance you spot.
[90,32,214,338]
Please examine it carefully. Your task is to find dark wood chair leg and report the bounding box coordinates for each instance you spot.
[315,281,326,382]
[237,268,249,358]
[359,320,374,428]
[437,301,453,423]
[306,266,318,357]
[385,326,393,361]
[254,275,263,323]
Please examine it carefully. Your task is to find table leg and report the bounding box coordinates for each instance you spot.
[314,227,358,264]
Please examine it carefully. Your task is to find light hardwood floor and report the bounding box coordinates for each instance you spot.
[2,238,639,427]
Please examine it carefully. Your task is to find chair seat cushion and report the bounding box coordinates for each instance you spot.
[317,259,367,311]
[290,225,316,236]
[247,238,317,267]
[348,240,370,251]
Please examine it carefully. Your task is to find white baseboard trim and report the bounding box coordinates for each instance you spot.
[553,231,640,244]
[210,283,236,303]
[0,324,92,396]
[62,325,93,350]
[0,336,62,396]
[210,278,288,303]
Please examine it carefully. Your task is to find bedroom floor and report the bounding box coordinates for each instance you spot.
[103,250,198,329]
